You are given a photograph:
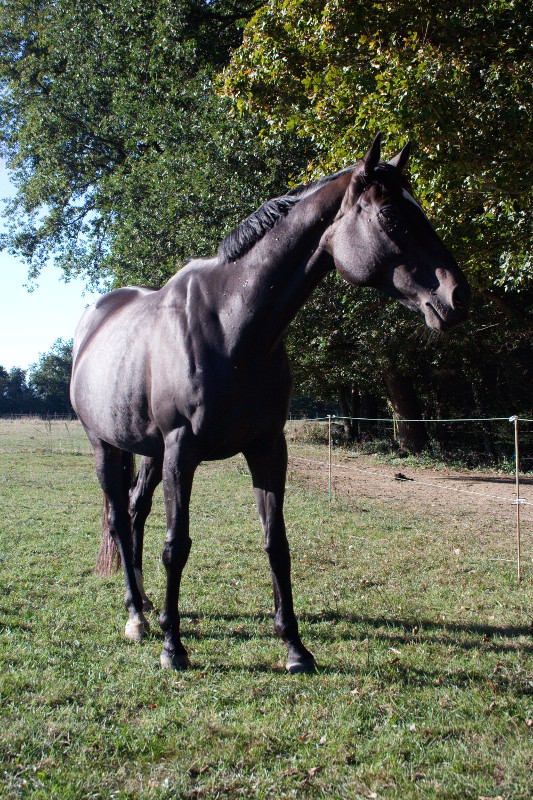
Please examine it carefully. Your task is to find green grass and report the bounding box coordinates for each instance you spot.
[0,419,531,799]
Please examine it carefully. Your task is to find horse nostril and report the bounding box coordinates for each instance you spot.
[451,285,466,311]
[449,282,470,319]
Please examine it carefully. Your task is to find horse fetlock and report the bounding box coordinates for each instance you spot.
[124,613,150,642]
[273,616,298,641]
[134,567,154,612]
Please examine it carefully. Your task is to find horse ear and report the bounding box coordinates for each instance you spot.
[340,132,382,213]
[363,132,382,177]
[389,141,411,171]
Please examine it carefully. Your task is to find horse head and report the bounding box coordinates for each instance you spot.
[325,133,470,330]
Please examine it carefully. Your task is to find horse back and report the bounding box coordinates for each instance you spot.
[72,287,157,363]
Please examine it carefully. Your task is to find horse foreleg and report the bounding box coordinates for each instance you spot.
[159,430,197,669]
[129,455,163,612]
[245,435,316,674]
[91,439,149,642]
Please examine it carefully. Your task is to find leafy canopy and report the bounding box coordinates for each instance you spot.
[0,0,301,288]
[223,0,532,293]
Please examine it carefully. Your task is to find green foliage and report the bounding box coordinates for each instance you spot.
[0,0,300,288]
[222,0,532,292]
[0,364,33,413]
[222,0,533,421]
[27,337,73,414]
[0,339,74,414]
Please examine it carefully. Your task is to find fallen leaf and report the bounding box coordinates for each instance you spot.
[308,767,321,777]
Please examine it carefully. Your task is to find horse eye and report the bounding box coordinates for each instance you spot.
[379,206,398,227]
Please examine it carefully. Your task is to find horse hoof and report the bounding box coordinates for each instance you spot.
[160,650,190,670]
[124,616,150,642]
[286,658,317,675]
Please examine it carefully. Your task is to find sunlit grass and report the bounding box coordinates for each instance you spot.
[0,419,531,799]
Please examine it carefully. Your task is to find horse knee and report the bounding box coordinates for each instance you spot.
[264,537,290,569]
[162,537,192,571]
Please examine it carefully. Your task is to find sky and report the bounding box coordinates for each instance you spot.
[0,160,100,371]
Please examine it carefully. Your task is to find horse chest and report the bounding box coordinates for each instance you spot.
[174,355,292,456]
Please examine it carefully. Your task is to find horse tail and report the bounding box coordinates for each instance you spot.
[95,451,137,575]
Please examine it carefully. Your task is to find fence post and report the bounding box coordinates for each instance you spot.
[327,415,332,501]
[509,415,522,584]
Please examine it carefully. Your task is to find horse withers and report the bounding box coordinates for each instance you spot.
[70,134,469,672]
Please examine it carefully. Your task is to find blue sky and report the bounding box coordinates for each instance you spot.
[0,160,100,371]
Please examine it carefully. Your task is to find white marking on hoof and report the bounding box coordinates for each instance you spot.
[124,614,150,642]
[160,650,190,670]
[286,658,317,674]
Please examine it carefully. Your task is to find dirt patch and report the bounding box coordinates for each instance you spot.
[288,445,533,562]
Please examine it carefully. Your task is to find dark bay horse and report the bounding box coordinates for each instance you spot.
[70,134,469,672]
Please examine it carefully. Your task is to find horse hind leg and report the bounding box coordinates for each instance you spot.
[91,438,150,642]
[129,455,163,612]
[95,450,136,575]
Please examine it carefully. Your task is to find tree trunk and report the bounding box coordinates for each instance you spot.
[431,368,454,451]
[337,383,360,442]
[383,366,430,454]
[471,370,496,460]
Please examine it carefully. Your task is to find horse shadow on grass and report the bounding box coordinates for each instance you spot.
[144,609,532,681]
[174,609,532,647]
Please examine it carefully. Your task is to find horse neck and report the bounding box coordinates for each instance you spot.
[221,177,348,355]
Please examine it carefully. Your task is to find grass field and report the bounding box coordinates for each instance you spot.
[0,418,531,799]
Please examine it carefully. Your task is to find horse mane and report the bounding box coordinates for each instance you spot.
[218,166,354,262]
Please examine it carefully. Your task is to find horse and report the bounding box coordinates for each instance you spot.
[70,134,469,673]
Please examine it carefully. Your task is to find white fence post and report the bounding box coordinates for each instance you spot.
[509,415,522,584]
[327,415,332,501]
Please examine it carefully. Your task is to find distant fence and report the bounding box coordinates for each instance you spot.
[287,415,532,585]
[0,413,77,420]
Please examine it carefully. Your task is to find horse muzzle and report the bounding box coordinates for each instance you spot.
[422,269,470,331]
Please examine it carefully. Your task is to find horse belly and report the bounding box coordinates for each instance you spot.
[71,352,162,457]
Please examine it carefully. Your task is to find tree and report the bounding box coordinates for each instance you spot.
[222,0,532,297]
[222,0,533,452]
[0,0,306,289]
[0,365,34,413]
[27,338,73,414]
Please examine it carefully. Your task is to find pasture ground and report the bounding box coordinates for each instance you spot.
[0,418,531,799]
